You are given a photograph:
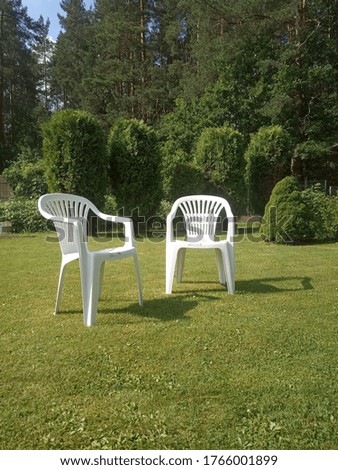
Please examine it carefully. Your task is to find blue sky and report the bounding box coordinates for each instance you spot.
[22,0,93,39]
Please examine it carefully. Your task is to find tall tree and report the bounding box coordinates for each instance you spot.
[83,0,154,124]
[52,0,92,108]
[0,0,42,170]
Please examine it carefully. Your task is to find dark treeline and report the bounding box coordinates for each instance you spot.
[1,0,338,204]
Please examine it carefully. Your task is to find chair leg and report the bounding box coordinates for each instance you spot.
[55,261,67,314]
[176,248,186,284]
[166,245,178,294]
[133,253,143,306]
[215,248,226,285]
[80,257,100,327]
[221,246,235,294]
[98,261,105,300]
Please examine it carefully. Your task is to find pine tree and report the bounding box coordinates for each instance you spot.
[52,0,92,108]
[0,0,42,169]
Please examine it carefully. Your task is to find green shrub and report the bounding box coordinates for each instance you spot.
[302,185,338,241]
[261,177,338,243]
[42,110,108,209]
[108,119,162,221]
[194,126,246,213]
[0,198,48,233]
[245,126,291,214]
[161,142,203,202]
[3,147,47,198]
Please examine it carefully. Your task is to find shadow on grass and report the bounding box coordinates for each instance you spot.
[60,296,199,322]
[170,276,313,295]
[236,276,313,293]
[102,296,201,321]
[55,277,313,322]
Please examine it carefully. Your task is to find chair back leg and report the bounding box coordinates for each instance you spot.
[176,248,186,284]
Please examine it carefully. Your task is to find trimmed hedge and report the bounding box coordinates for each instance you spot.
[42,110,108,209]
[245,126,291,215]
[194,126,246,213]
[161,141,203,202]
[108,119,162,221]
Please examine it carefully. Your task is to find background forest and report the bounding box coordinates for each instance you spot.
[1,0,338,236]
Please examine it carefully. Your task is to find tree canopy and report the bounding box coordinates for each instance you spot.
[1,0,337,211]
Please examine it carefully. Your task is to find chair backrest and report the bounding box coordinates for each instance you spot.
[38,193,97,256]
[169,195,234,242]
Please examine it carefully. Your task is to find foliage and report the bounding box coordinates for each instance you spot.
[42,109,108,209]
[108,119,162,220]
[53,0,92,109]
[245,126,291,215]
[2,0,338,216]
[261,176,314,243]
[261,176,338,243]
[194,126,246,213]
[3,147,48,198]
[0,234,337,449]
[302,185,338,242]
[161,141,203,202]
[293,141,338,186]
[103,194,118,215]
[0,198,47,233]
[0,0,47,170]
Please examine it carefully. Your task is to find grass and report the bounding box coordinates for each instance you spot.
[0,232,337,450]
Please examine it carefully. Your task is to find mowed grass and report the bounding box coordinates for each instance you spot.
[0,232,337,450]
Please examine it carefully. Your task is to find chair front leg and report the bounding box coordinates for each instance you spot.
[80,256,101,327]
[133,253,143,306]
[166,245,179,294]
[220,245,235,294]
[55,259,67,314]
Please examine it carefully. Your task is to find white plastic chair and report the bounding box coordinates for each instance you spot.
[166,195,235,295]
[38,193,143,326]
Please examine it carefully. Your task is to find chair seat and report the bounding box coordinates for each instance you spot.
[96,245,137,259]
[171,238,230,249]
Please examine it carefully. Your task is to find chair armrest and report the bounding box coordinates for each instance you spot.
[97,211,135,246]
[166,208,177,242]
[227,215,236,244]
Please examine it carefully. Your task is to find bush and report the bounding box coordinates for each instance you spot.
[42,110,108,209]
[3,147,47,198]
[108,119,162,221]
[161,142,203,202]
[261,176,338,243]
[194,126,246,213]
[302,185,338,241]
[245,126,291,214]
[0,198,48,233]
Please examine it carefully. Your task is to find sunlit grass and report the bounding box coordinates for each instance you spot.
[0,233,337,449]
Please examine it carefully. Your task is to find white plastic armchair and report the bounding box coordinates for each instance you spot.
[38,193,142,326]
[166,195,235,295]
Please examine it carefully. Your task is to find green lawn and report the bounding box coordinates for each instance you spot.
[0,233,337,450]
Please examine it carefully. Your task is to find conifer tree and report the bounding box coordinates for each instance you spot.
[0,0,42,169]
[53,0,92,108]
